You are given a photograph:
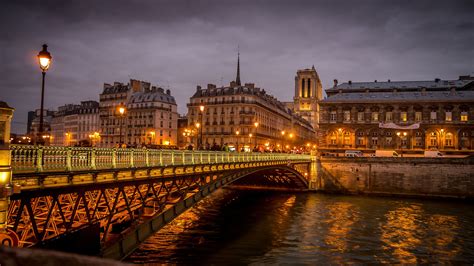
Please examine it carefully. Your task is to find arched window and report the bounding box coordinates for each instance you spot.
[430,132,438,146]
[445,132,453,146]
[307,79,311,98]
[330,132,337,145]
[343,131,351,145]
[301,78,305,98]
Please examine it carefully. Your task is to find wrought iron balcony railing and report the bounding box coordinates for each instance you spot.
[10,145,311,173]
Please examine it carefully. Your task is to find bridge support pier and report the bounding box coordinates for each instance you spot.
[308,156,322,190]
[0,103,15,234]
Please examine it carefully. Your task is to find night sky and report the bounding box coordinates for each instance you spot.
[1,0,473,133]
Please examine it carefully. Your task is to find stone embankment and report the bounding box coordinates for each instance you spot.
[312,157,474,199]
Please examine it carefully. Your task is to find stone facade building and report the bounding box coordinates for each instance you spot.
[50,101,99,146]
[187,55,314,151]
[289,66,323,130]
[318,76,474,152]
[99,79,178,147]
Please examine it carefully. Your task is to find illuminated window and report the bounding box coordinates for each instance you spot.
[430,132,437,146]
[343,131,351,145]
[344,111,351,121]
[445,111,452,122]
[372,112,379,122]
[385,112,392,122]
[358,112,364,122]
[445,133,453,146]
[330,132,337,145]
[415,112,422,122]
[430,111,437,121]
[461,112,468,122]
[400,112,407,122]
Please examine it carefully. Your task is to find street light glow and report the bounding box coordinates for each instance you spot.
[118,106,126,115]
[199,105,205,112]
[37,44,52,71]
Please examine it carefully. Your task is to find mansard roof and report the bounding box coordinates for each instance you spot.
[129,89,176,104]
[327,79,473,92]
[321,90,474,104]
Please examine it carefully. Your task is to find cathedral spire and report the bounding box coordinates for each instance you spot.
[236,49,241,86]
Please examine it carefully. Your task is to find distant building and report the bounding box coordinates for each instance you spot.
[187,54,315,151]
[318,76,474,151]
[50,101,99,146]
[99,79,178,147]
[290,66,323,130]
[27,109,55,143]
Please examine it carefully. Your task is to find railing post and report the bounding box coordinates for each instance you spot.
[159,150,163,166]
[112,148,117,168]
[91,148,96,170]
[192,151,195,164]
[145,149,149,167]
[215,153,218,164]
[182,151,186,165]
[171,151,175,165]
[130,149,134,168]
[36,146,43,172]
[66,147,72,171]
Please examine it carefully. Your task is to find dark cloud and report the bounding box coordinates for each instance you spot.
[1,0,473,133]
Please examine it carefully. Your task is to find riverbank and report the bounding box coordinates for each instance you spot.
[311,157,474,200]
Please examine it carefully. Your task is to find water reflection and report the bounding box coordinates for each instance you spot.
[324,202,359,254]
[126,191,474,264]
[380,204,423,263]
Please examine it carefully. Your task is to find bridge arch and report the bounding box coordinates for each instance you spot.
[230,165,309,190]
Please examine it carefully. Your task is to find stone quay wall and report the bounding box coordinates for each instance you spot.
[311,157,474,199]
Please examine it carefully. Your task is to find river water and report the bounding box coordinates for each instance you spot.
[126,189,474,264]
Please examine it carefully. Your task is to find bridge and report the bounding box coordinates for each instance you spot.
[2,145,313,259]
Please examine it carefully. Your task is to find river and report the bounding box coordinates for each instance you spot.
[126,189,474,264]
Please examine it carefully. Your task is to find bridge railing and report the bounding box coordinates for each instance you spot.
[10,145,311,173]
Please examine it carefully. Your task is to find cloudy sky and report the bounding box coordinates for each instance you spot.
[1,0,473,133]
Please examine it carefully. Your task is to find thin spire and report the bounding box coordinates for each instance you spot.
[236,47,241,86]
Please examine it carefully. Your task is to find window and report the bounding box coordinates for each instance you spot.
[415,112,422,122]
[385,112,392,122]
[430,111,437,121]
[445,111,452,122]
[357,138,364,145]
[330,111,337,122]
[343,111,351,121]
[461,112,468,122]
[343,131,351,145]
[430,132,437,146]
[445,133,453,146]
[330,132,337,145]
[372,112,379,122]
[400,112,407,122]
[357,112,364,122]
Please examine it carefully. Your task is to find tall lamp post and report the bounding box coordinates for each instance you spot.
[37,44,52,145]
[254,122,259,149]
[118,106,126,147]
[199,105,205,149]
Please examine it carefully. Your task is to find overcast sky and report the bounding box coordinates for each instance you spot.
[1,0,473,133]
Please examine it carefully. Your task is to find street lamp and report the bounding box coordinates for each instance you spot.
[199,105,205,149]
[254,122,259,148]
[118,106,126,147]
[235,130,240,152]
[37,44,52,145]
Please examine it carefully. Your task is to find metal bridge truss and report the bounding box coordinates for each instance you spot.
[8,161,310,256]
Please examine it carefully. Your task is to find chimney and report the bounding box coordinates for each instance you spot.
[166,89,171,95]
[207,84,216,90]
[348,80,352,85]
[333,79,338,87]
[435,78,441,83]
[196,85,202,91]
[374,80,377,83]
[244,83,255,89]
[388,79,391,82]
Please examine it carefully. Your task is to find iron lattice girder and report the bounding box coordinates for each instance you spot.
[230,165,309,189]
[8,162,299,248]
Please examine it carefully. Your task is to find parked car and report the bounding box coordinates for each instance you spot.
[375,150,399,157]
[424,150,443,157]
[345,150,363,157]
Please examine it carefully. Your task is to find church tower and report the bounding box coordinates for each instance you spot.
[293,66,323,130]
